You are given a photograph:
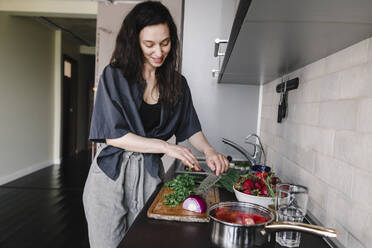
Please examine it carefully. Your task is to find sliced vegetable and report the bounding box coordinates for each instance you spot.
[163,168,240,208]
[163,174,197,207]
[182,195,207,213]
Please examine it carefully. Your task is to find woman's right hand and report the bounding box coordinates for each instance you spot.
[164,143,200,170]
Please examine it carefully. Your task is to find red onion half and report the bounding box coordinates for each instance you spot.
[182,195,207,213]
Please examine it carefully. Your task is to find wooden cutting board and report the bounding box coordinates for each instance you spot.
[147,185,220,222]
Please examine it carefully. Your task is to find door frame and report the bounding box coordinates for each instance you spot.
[61,54,78,158]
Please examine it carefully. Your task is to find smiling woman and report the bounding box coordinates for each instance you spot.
[82,1,229,248]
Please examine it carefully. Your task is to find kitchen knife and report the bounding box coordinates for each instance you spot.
[194,173,222,195]
[277,103,283,123]
[281,89,288,119]
[277,86,283,123]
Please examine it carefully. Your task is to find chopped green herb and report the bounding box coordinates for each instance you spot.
[163,174,197,207]
[163,169,241,207]
[215,168,241,193]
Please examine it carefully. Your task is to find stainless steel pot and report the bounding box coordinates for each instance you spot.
[208,202,338,248]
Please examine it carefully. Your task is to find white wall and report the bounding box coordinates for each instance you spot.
[182,0,260,158]
[260,38,372,248]
[0,0,97,18]
[0,14,55,184]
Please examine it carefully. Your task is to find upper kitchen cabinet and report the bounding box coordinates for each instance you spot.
[218,0,372,84]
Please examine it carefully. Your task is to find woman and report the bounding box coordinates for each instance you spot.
[83,1,229,247]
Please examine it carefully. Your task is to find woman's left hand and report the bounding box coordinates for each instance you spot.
[204,148,229,176]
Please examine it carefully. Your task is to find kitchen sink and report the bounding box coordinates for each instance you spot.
[174,158,211,175]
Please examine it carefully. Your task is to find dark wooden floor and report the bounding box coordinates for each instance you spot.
[0,151,91,248]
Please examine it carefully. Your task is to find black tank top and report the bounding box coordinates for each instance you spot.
[139,100,161,133]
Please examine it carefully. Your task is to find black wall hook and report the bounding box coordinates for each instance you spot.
[276,77,299,93]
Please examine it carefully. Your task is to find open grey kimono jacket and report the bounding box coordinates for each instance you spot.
[89,65,202,180]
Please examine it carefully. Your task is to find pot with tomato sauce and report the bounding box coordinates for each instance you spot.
[208,202,338,248]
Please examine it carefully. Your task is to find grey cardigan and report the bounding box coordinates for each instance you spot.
[89,65,202,180]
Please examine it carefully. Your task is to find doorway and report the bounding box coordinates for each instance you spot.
[62,55,78,158]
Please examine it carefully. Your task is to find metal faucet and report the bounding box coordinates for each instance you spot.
[245,133,266,165]
[222,138,257,167]
[222,133,266,166]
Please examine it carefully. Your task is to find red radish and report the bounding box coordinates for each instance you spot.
[260,186,268,196]
[243,179,254,189]
[272,177,279,184]
[254,181,262,190]
[243,189,252,195]
[234,171,281,198]
[255,171,267,178]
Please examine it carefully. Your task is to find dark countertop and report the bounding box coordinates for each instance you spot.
[118,165,334,248]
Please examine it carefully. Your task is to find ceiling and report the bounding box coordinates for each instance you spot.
[37,17,97,46]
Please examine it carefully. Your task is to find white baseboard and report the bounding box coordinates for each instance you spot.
[0,160,56,186]
[53,157,62,165]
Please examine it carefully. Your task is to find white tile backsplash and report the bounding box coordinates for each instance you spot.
[334,131,372,172]
[307,200,329,228]
[261,106,277,121]
[324,216,349,247]
[300,58,326,82]
[289,88,302,104]
[368,38,372,62]
[351,168,372,209]
[294,146,316,174]
[260,129,275,147]
[339,63,372,99]
[291,103,319,125]
[264,145,274,166]
[318,100,358,130]
[297,166,315,191]
[260,36,372,248]
[304,126,335,156]
[348,234,367,248]
[325,39,369,74]
[334,130,359,165]
[314,154,353,197]
[350,39,369,66]
[347,203,371,246]
[262,90,276,106]
[301,78,322,103]
[307,176,328,209]
[317,73,341,102]
[364,214,372,246]
[326,187,352,226]
[279,157,300,183]
[357,98,372,133]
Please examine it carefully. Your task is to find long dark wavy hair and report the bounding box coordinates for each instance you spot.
[110,1,182,106]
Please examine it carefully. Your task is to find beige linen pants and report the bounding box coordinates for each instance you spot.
[82,145,161,248]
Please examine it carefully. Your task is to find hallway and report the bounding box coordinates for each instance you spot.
[0,152,91,248]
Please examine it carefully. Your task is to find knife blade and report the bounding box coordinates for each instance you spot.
[194,173,222,195]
